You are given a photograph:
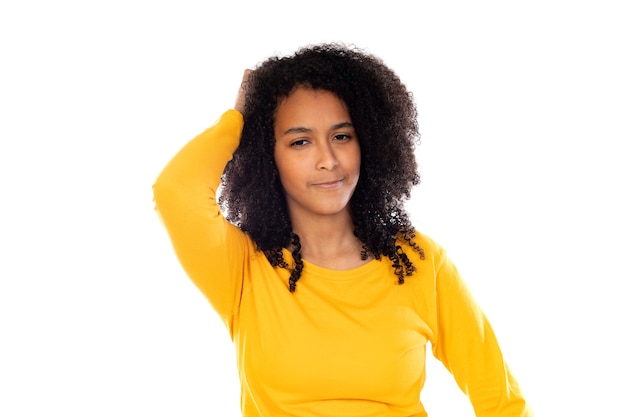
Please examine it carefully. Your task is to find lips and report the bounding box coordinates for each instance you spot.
[311,177,345,188]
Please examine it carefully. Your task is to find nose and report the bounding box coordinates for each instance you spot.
[316,142,339,170]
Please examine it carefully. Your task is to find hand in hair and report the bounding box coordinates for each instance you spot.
[234,69,252,115]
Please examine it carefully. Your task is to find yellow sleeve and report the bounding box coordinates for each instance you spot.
[152,110,250,335]
[431,246,533,416]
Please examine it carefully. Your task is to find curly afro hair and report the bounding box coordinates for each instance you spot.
[219,43,424,292]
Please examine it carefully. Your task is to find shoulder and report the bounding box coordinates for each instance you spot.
[399,229,447,266]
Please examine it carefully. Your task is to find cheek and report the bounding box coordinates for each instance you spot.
[274,154,301,188]
[350,146,362,174]
[273,154,286,175]
[273,151,287,180]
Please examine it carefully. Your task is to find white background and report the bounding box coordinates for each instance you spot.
[1,1,624,416]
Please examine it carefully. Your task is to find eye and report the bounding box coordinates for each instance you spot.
[333,134,352,142]
[290,139,310,148]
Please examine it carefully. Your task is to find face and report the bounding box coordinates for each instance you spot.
[273,87,361,221]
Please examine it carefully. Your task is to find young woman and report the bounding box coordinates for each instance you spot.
[153,44,532,417]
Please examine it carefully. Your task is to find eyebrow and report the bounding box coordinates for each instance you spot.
[281,122,354,136]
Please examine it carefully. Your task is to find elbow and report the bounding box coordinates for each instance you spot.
[152,174,179,218]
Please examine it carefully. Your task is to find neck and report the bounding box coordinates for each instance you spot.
[290,210,368,270]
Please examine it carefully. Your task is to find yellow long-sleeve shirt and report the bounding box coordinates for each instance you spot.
[153,110,532,417]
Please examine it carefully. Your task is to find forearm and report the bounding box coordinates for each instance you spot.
[153,110,243,216]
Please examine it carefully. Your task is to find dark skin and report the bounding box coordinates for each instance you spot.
[234,70,369,270]
[222,45,423,291]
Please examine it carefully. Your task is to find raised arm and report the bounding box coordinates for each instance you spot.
[152,71,252,333]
